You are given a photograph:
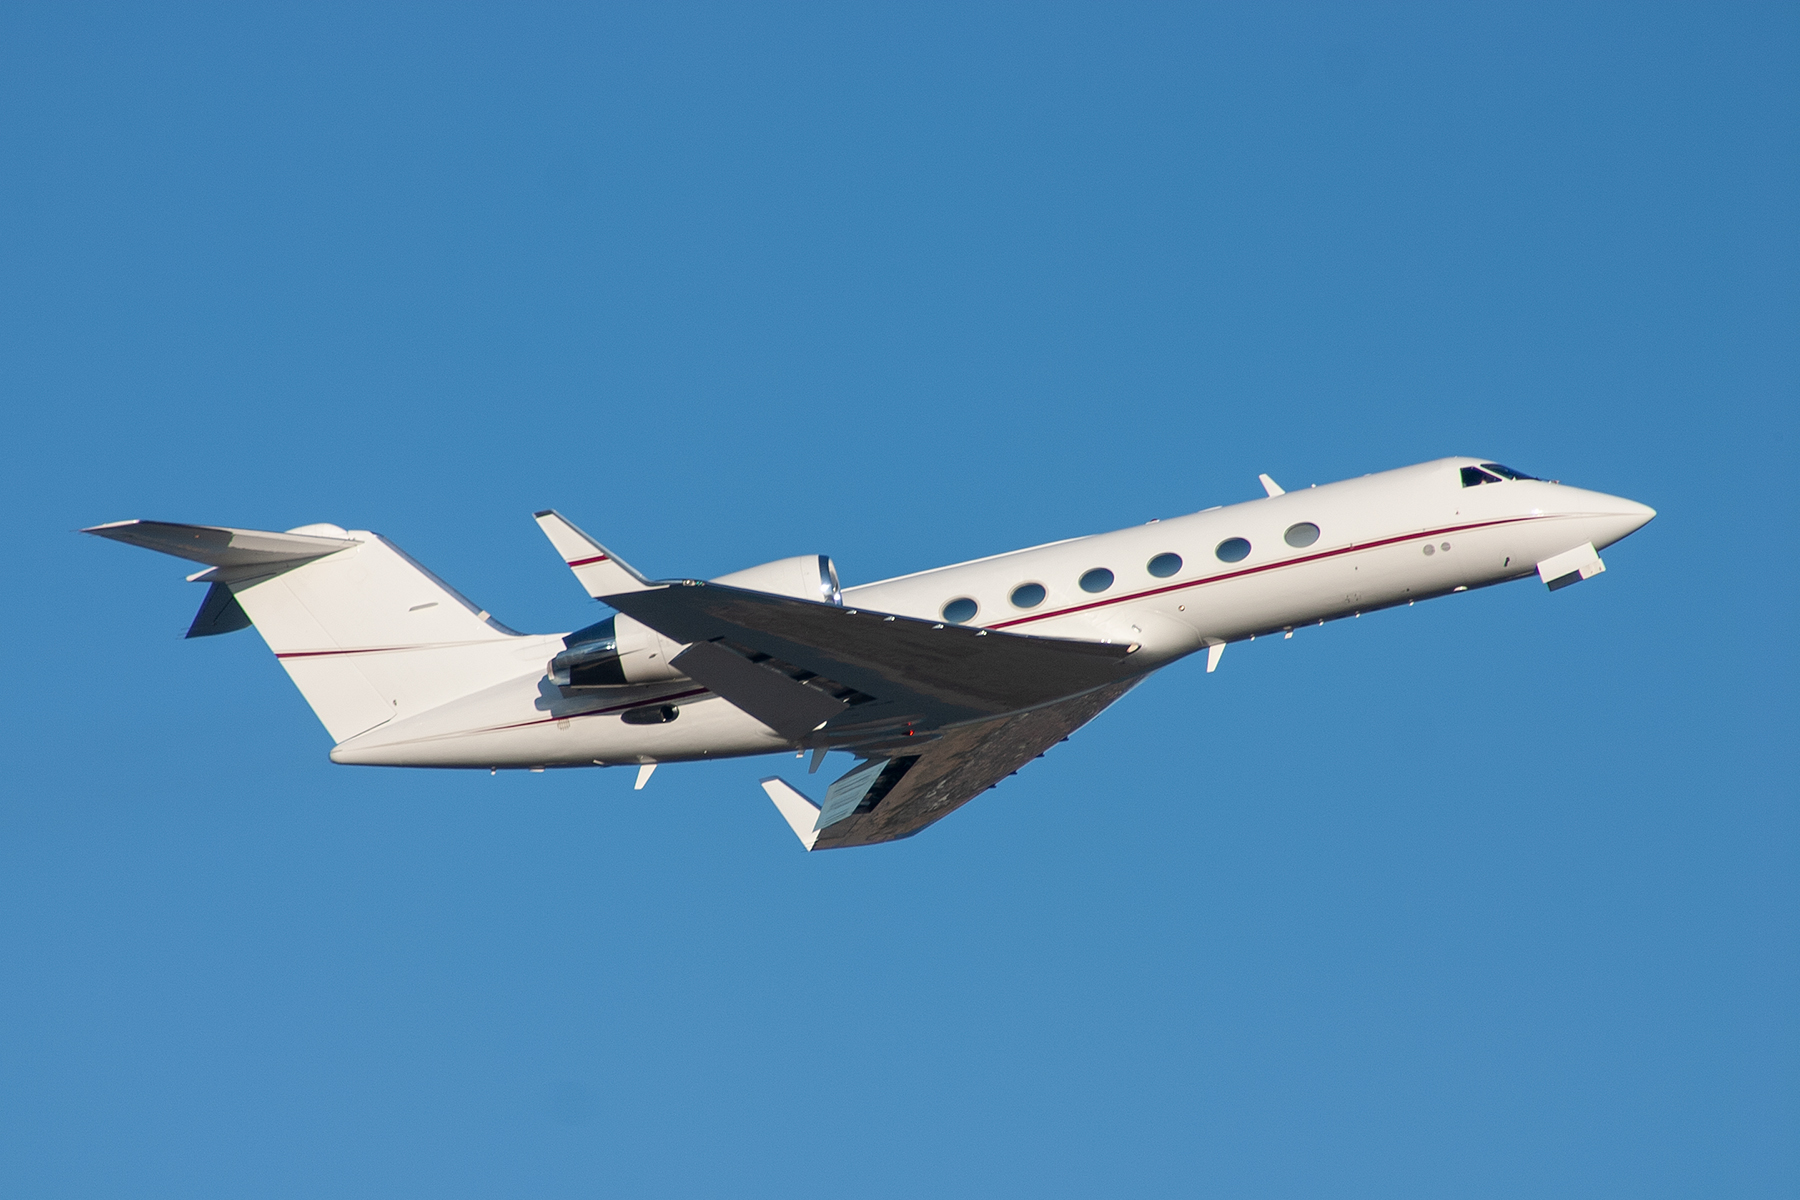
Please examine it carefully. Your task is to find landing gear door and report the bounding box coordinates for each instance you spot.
[1537,542,1605,591]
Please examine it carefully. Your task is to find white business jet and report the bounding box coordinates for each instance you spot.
[87,457,1653,850]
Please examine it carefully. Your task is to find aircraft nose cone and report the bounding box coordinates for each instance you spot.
[1620,498,1656,535]
[1585,494,1655,549]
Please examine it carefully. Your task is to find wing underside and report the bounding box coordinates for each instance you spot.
[767,678,1138,850]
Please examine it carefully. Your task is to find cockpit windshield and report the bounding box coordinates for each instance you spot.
[1461,463,1542,487]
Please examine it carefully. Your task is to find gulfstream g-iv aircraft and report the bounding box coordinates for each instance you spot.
[88,458,1653,850]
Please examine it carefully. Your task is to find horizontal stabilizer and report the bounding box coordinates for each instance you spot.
[533,510,656,599]
[760,778,821,850]
[83,520,357,570]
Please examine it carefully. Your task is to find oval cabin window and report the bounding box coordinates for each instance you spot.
[1284,522,1320,548]
[941,597,978,624]
[1215,537,1252,563]
[1010,583,1047,608]
[1079,568,1114,593]
[1147,552,1182,578]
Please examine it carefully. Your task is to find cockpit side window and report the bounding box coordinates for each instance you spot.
[1460,466,1503,487]
[1480,463,1541,481]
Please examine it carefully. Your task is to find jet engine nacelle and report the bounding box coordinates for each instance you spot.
[548,613,686,688]
[711,554,842,605]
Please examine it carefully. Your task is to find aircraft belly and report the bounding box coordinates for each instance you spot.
[1161,565,1336,640]
[1032,607,1202,666]
[331,677,785,768]
[454,699,783,768]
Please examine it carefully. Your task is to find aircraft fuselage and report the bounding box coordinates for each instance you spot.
[327,456,1654,770]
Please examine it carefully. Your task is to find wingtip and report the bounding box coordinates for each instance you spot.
[760,777,822,850]
[533,509,556,519]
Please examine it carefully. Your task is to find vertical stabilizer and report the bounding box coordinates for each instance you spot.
[86,520,558,743]
[229,533,543,740]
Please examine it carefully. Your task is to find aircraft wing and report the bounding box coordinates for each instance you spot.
[606,580,1140,736]
[762,677,1138,850]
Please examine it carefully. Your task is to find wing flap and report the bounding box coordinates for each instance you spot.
[668,640,848,741]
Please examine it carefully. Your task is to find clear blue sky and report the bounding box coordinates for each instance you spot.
[1,4,1794,1196]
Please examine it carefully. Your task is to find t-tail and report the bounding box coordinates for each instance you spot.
[83,520,556,743]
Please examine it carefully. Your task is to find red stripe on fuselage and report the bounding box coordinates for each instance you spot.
[276,646,418,659]
[276,639,517,659]
[985,514,1545,630]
